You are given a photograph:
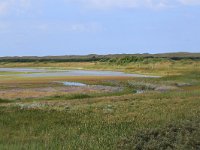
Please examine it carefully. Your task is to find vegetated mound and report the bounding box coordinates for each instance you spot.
[118,119,200,150]
[1,52,200,63]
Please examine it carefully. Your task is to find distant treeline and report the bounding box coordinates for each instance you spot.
[0,53,200,63]
[0,57,101,63]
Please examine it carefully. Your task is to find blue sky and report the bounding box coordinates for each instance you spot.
[0,0,200,56]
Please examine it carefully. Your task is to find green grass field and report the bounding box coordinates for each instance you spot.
[0,58,200,149]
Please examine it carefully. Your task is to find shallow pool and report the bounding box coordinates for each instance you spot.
[62,81,87,86]
[0,68,160,78]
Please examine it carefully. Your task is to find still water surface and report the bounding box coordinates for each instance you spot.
[0,68,160,78]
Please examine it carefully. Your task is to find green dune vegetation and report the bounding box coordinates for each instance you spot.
[0,53,200,149]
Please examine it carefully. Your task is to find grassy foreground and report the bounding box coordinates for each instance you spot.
[0,58,200,150]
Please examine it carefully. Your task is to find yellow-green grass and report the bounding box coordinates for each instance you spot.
[1,59,200,76]
[0,71,25,75]
[0,89,199,149]
[0,75,135,83]
[0,62,95,69]
[0,60,200,149]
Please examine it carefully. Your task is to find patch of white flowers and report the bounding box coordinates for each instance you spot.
[16,103,46,109]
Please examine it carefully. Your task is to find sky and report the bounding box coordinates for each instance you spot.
[0,0,200,56]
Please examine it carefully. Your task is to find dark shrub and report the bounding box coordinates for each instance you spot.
[118,119,200,150]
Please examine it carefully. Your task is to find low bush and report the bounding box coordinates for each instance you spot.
[118,119,200,150]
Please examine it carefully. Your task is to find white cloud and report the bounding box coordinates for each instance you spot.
[1,0,200,16]
[69,0,169,9]
[179,0,200,5]
[0,1,10,14]
[67,0,200,9]
[82,0,139,8]
[35,22,102,33]
[0,0,31,15]
[69,22,102,32]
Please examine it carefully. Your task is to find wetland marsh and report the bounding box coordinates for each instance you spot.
[0,55,200,150]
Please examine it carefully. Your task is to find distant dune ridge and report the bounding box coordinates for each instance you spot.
[0,52,200,63]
